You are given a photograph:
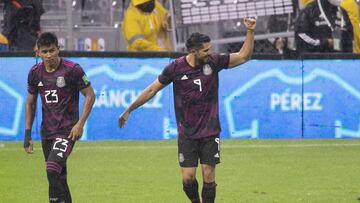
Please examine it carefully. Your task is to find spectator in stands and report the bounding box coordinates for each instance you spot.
[299,0,360,53]
[274,37,288,54]
[1,0,44,51]
[122,0,172,52]
[266,0,298,55]
[295,0,353,53]
[271,37,298,57]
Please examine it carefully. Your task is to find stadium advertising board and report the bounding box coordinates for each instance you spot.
[0,57,359,140]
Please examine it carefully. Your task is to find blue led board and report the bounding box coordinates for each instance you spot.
[1,57,359,140]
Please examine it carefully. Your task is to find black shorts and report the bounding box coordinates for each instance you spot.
[42,137,75,168]
[178,134,220,167]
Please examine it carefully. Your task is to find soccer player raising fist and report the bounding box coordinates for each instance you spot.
[119,17,256,203]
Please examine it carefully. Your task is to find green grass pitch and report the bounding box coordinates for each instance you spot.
[1,139,360,203]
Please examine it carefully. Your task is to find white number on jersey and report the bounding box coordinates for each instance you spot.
[45,90,58,103]
[53,138,69,152]
[193,79,202,92]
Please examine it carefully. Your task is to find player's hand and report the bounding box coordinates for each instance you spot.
[68,123,83,141]
[118,111,130,128]
[244,17,256,31]
[24,129,34,154]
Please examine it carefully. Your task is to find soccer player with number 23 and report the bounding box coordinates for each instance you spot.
[24,32,95,203]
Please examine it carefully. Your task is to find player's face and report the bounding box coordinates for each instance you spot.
[37,44,60,68]
[195,42,212,65]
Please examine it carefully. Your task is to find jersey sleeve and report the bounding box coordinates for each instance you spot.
[158,63,174,85]
[27,67,38,95]
[212,53,230,72]
[72,65,91,90]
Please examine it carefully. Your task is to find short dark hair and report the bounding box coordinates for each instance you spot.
[185,32,211,51]
[36,32,58,48]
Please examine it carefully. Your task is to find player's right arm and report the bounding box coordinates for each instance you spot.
[228,17,256,68]
[118,79,166,128]
[24,92,37,154]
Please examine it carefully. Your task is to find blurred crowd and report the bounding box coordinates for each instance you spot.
[0,0,359,54]
[0,0,44,51]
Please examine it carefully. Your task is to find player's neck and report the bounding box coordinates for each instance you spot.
[44,58,61,73]
[185,54,198,68]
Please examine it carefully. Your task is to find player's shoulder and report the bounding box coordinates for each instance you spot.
[61,58,79,68]
[173,56,187,68]
[210,53,223,58]
[61,58,84,73]
[209,53,228,61]
[29,62,43,73]
[163,56,186,73]
[173,56,184,64]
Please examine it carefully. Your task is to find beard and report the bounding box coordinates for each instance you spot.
[47,59,56,66]
[45,58,59,69]
[196,56,209,66]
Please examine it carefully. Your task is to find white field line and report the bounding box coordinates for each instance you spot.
[1,143,360,151]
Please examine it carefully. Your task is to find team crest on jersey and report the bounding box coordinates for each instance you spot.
[56,76,66,88]
[203,64,213,75]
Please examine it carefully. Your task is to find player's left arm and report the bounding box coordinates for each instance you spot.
[228,17,256,68]
[24,93,37,154]
[68,85,95,141]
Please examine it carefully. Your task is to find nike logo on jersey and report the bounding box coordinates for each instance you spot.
[38,81,43,86]
[181,75,188,80]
